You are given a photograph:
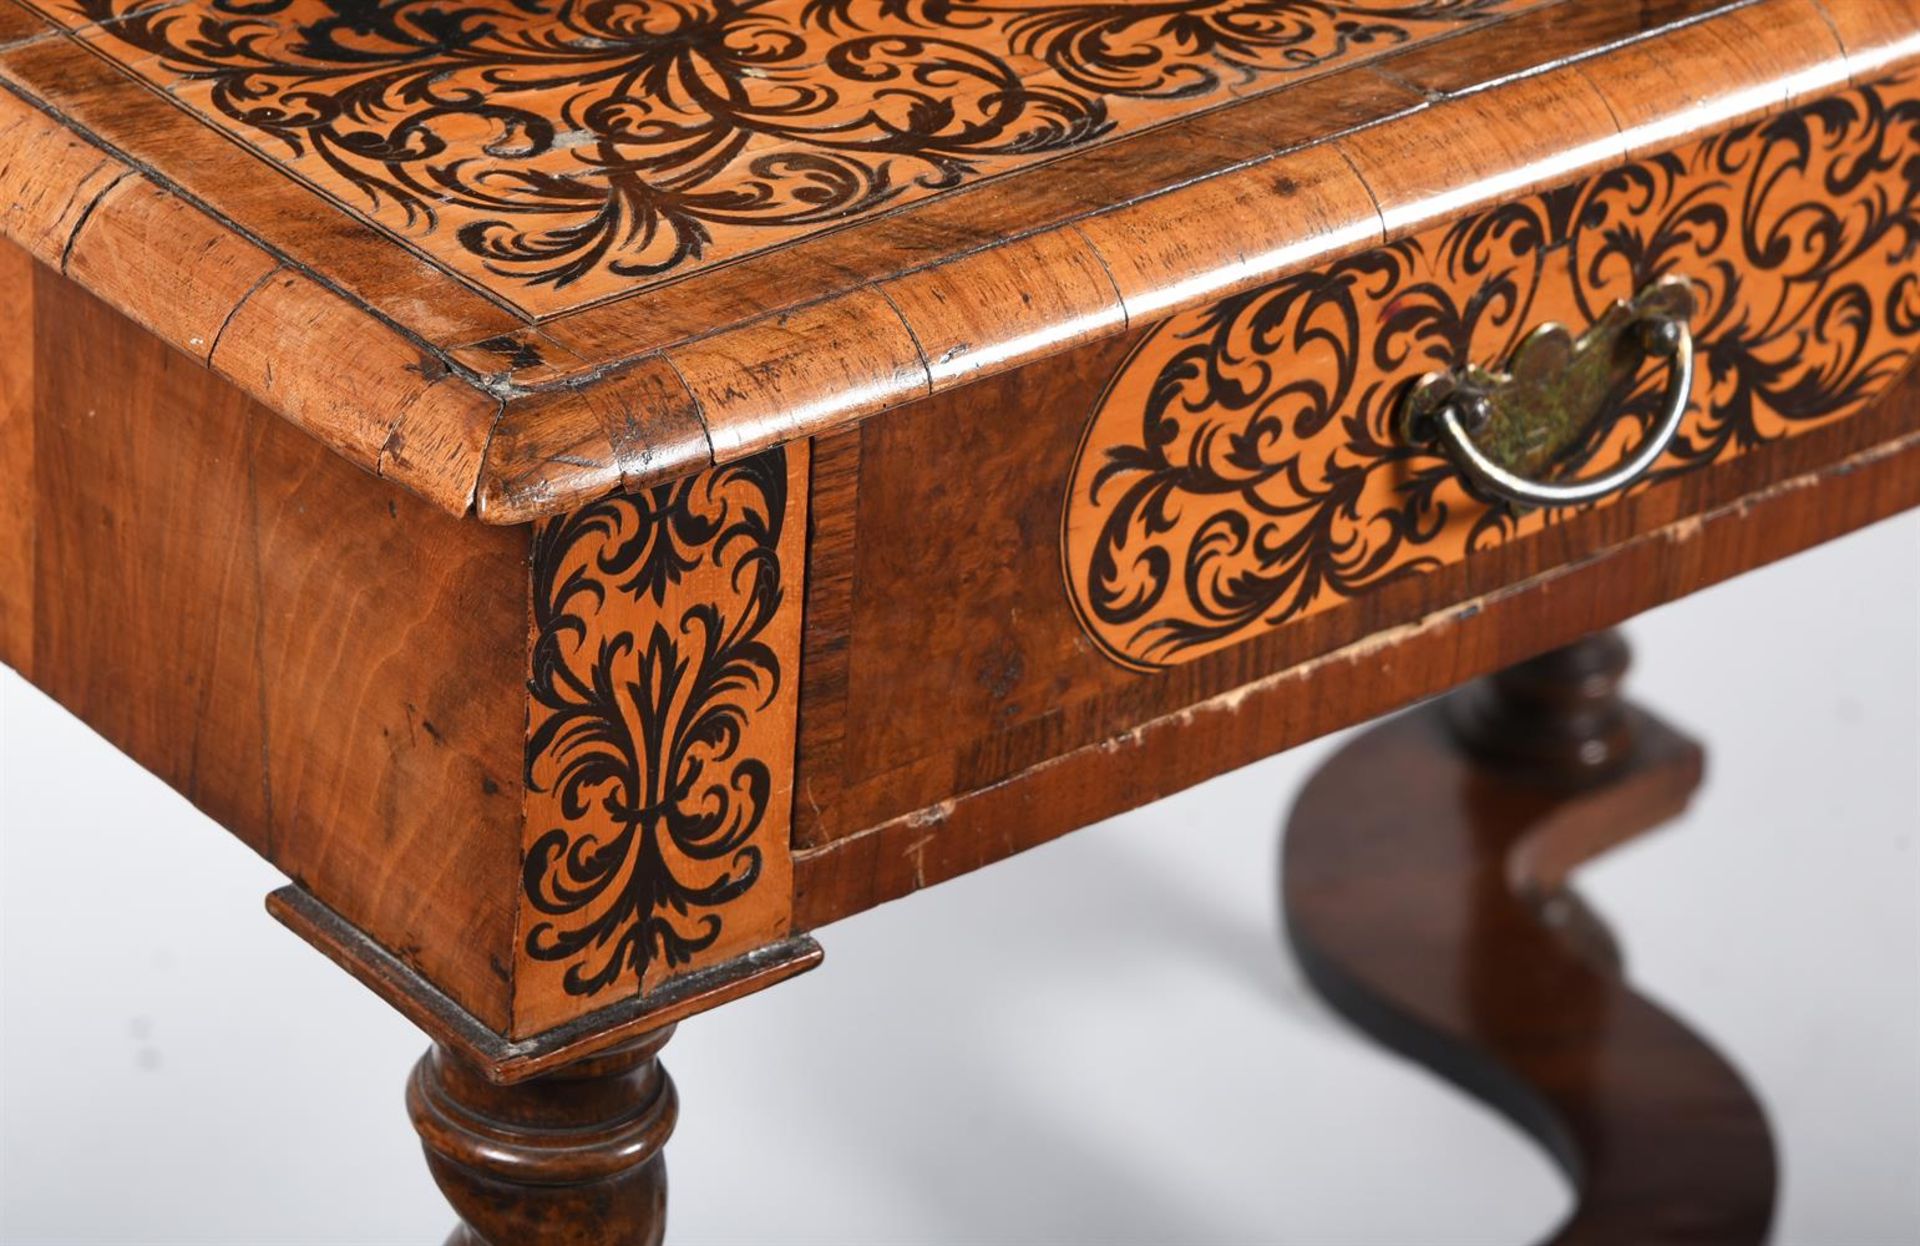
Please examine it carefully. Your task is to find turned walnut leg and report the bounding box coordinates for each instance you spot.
[408,1028,677,1246]
[1284,632,1777,1245]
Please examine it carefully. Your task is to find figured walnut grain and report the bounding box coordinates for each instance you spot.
[0,238,31,674]
[1817,0,1920,81]
[209,270,497,515]
[1072,142,1384,324]
[879,232,1126,392]
[0,85,127,268]
[21,268,528,1025]
[65,175,277,364]
[1338,66,1627,240]
[476,358,711,525]
[668,289,930,467]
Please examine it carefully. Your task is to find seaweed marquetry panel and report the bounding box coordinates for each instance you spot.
[28,0,1536,312]
[517,446,807,1036]
[1065,76,1920,671]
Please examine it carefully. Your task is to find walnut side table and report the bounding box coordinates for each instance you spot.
[3,0,1918,1241]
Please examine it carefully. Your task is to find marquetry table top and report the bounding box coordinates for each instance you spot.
[1,0,1915,524]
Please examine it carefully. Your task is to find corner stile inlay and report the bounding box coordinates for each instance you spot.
[1064,75,1920,672]
[515,446,808,1039]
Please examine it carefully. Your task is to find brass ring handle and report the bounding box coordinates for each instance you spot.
[1403,277,1696,511]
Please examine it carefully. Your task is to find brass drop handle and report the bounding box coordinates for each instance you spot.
[1402,276,1696,511]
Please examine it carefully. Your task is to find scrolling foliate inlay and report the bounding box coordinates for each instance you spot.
[1065,77,1920,672]
[517,446,806,1037]
[33,0,1529,314]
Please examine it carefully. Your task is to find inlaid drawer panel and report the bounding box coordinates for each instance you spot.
[1065,72,1920,671]
[794,73,1920,851]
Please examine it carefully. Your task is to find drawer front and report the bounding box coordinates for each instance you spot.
[1065,73,1920,671]
[795,73,1920,854]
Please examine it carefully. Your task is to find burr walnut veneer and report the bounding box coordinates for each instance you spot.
[3,0,1919,1240]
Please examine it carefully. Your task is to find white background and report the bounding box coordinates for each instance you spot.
[2,513,1916,1246]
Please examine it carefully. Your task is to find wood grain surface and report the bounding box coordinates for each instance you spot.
[410,1031,678,1246]
[2,255,818,1046]
[1284,641,1777,1244]
[13,263,528,1029]
[0,239,30,674]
